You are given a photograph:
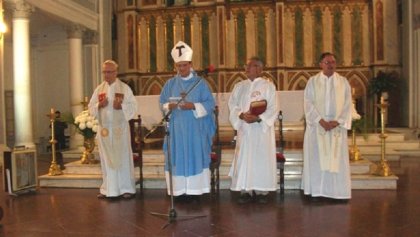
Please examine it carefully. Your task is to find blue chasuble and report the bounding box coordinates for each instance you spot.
[159,72,216,177]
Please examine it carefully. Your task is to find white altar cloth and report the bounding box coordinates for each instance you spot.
[136,91,304,129]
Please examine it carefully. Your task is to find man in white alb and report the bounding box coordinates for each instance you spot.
[228,56,278,204]
[89,60,138,199]
[301,52,352,201]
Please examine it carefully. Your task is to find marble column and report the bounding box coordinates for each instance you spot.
[83,30,99,93]
[98,0,112,67]
[12,1,34,148]
[0,0,8,152]
[409,0,420,127]
[67,24,85,148]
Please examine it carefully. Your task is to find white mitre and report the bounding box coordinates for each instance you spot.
[171,41,193,63]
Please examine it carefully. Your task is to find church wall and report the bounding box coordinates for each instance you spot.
[225,13,236,68]
[342,6,352,66]
[2,20,72,146]
[113,0,403,125]
[30,27,71,144]
[155,16,165,72]
[302,7,312,67]
[383,0,399,66]
[266,9,276,67]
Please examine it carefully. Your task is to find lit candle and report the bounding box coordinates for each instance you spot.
[84,96,89,102]
[380,96,385,104]
[50,108,55,114]
[352,88,355,96]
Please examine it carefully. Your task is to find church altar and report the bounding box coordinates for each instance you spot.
[136,90,305,129]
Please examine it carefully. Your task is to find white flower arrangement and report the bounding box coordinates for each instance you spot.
[74,110,99,139]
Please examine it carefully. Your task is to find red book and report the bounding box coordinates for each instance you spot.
[98,93,106,102]
[249,100,267,116]
[115,93,124,101]
[114,93,124,103]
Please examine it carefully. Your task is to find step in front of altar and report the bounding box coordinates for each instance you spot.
[39,149,397,190]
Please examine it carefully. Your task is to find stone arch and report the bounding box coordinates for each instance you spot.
[260,72,278,89]
[142,76,165,95]
[344,70,369,116]
[226,73,247,92]
[203,75,217,93]
[288,71,312,90]
[344,70,369,97]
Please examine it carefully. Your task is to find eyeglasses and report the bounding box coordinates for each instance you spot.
[102,70,116,74]
[321,60,336,65]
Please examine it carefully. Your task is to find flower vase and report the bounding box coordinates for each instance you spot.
[80,137,98,164]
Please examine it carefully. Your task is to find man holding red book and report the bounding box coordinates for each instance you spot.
[88,60,138,199]
[228,56,278,204]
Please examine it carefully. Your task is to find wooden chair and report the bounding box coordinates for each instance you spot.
[210,106,222,193]
[129,115,144,190]
[277,110,286,194]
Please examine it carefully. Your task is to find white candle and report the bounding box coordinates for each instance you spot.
[380,96,385,104]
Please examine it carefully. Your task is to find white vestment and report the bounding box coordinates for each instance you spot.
[301,72,352,199]
[228,77,278,192]
[89,79,137,197]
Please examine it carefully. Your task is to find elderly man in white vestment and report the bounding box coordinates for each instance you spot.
[301,52,352,201]
[228,57,278,204]
[89,60,138,199]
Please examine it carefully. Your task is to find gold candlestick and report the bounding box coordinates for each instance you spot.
[47,108,63,176]
[81,96,89,110]
[349,127,361,161]
[373,99,392,176]
[350,88,361,161]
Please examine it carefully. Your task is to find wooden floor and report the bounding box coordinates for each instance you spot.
[0,151,419,237]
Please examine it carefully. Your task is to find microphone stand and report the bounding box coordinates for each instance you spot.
[149,71,208,229]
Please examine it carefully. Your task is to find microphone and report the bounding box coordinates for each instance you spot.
[197,64,216,77]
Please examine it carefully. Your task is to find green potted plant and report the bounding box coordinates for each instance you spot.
[368,70,398,97]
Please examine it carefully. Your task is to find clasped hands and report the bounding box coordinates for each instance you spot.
[239,112,260,123]
[168,101,195,110]
[319,119,339,131]
[98,97,123,110]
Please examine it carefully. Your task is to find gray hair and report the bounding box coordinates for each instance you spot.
[103,59,119,69]
[249,56,264,68]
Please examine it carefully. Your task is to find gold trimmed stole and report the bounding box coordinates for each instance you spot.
[98,79,126,169]
[314,73,346,173]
